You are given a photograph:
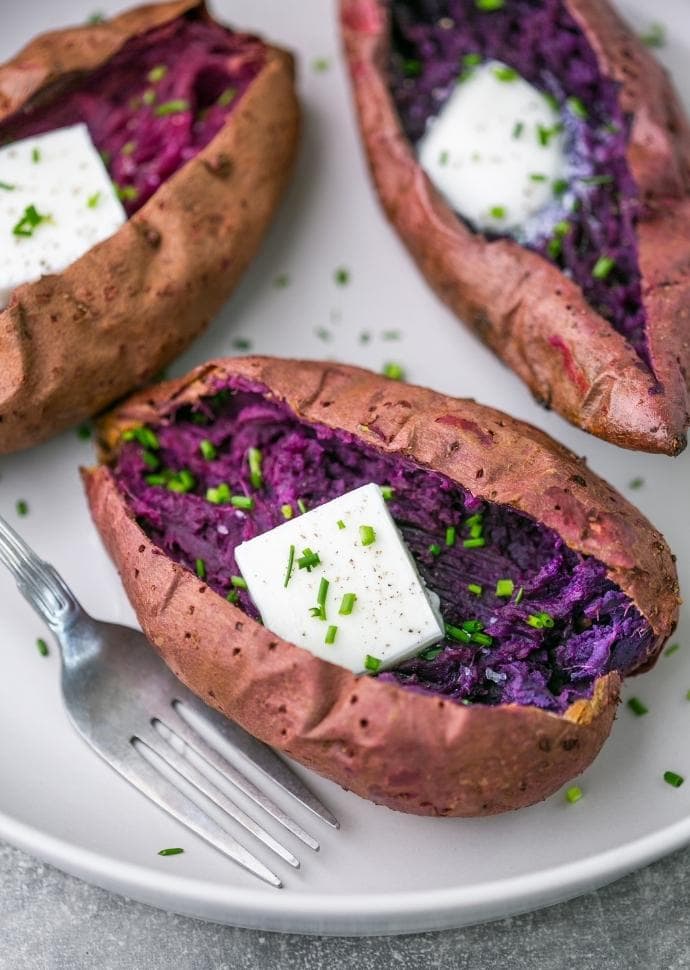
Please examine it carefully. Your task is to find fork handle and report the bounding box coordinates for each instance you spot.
[0,515,81,632]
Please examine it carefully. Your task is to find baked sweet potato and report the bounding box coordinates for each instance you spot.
[340,0,690,455]
[0,0,299,454]
[82,357,679,817]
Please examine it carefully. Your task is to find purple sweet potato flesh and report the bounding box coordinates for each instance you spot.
[0,16,264,214]
[389,0,648,364]
[113,379,654,714]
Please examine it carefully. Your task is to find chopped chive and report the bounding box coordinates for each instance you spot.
[281,504,293,520]
[489,205,506,219]
[592,256,616,280]
[475,0,504,8]
[514,586,524,605]
[552,178,569,197]
[248,447,263,489]
[445,526,457,547]
[230,575,247,589]
[140,450,159,470]
[403,57,421,77]
[273,272,290,288]
[297,498,308,514]
[664,771,684,788]
[86,12,104,24]
[142,89,156,106]
[472,632,493,647]
[429,543,441,557]
[547,237,563,260]
[195,558,206,579]
[382,361,405,380]
[439,150,449,166]
[166,469,195,493]
[77,423,91,440]
[665,642,680,657]
[493,65,518,82]
[284,544,295,588]
[462,619,483,633]
[565,786,583,804]
[12,204,50,237]
[32,147,41,163]
[464,513,483,527]
[231,336,252,351]
[115,184,138,201]
[317,577,329,618]
[16,500,28,517]
[334,266,350,286]
[158,847,184,856]
[36,638,49,657]
[206,483,231,504]
[0,181,15,190]
[445,623,472,644]
[421,645,444,661]
[526,611,555,629]
[360,525,376,546]
[337,519,346,530]
[463,537,486,549]
[123,426,160,449]
[495,578,514,598]
[230,495,254,510]
[380,485,394,500]
[627,697,648,716]
[325,625,338,645]
[339,593,357,616]
[121,141,135,156]
[686,689,690,701]
[217,86,237,107]
[226,589,239,604]
[154,99,189,117]
[467,583,483,597]
[145,473,167,486]
[640,22,666,48]
[469,522,484,538]
[512,121,524,139]
[199,439,216,460]
[628,477,645,490]
[581,174,614,186]
[529,173,547,182]
[554,220,571,237]
[364,654,382,672]
[566,96,588,119]
[147,64,168,83]
[297,548,321,572]
[537,123,563,147]
[544,92,559,111]
[86,192,101,208]
[312,57,331,73]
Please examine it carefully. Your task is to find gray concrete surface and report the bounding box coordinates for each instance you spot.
[1,840,689,969]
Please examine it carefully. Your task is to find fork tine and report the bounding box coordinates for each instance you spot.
[126,736,283,888]
[149,718,300,868]
[163,702,320,850]
[173,698,340,829]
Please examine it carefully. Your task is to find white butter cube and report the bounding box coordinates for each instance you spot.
[235,483,444,674]
[0,124,126,308]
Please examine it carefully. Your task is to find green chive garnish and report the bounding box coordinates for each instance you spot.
[248,447,263,489]
[628,477,645,490]
[123,426,160,449]
[339,593,357,616]
[382,362,405,380]
[142,89,156,106]
[664,771,684,788]
[337,519,346,530]
[445,526,456,547]
[445,623,472,644]
[115,184,138,201]
[77,423,91,440]
[467,583,482,596]
[581,174,614,186]
[552,178,569,197]
[140,450,159,470]
[566,96,588,119]
[86,192,101,208]
[512,121,524,139]
[462,620,483,633]
[16,499,28,516]
[665,643,680,657]
[230,495,254,510]
[0,181,15,190]
[465,513,483,527]
[167,469,195,493]
[297,498,308,514]
[364,655,382,672]
[36,638,49,657]
[627,697,648,716]
[273,273,290,288]
[325,625,338,645]
[316,577,329,620]
[121,141,135,156]
[421,645,444,661]
[475,0,504,9]
[529,173,548,182]
[429,543,441,557]
[147,64,168,83]
[515,586,524,605]
[297,548,321,572]
[227,589,239,604]
[313,57,331,73]
[359,525,376,546]
[145,474,167,486]
[495,579,514,598]
[686,689,690,701]
[334,266,350,286]
[199,439,216,460]
[230,576,247,589]
[281,504,293,519]
[493,65,518,82]
[536,123,563,147]
[32,147,41,163]
[439,150,449,166]
[463,537,485,549]
[489,205,506,219]
[284,544,295,588]
[158,847,184,856]
[641,22,665,48]
[565,786,583,804]
[592,256,616,280]
[12,204,50,237]
[403,57,422,77]
[206,483,231,504]
[380,485,394,500]
[195,558,206,579]
[154,99,189,117]
[217,87,237,107]
[526,611,555,629]
[472,632,493,647]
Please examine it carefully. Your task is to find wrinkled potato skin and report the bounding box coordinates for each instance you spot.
[0,1,300,454]
[340,0,690,455]
[83,357,679,816]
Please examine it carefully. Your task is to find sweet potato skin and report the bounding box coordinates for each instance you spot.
[340,0,690,455]
[0,1,300,454]
[82,357,679,816]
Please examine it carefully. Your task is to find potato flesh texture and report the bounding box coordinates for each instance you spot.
[0,17,264,215]
[389,0,649,365]
[113,385,654,714]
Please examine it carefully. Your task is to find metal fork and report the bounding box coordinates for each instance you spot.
[0,515,338,888]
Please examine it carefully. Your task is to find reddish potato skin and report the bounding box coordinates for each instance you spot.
[0,1,300,454]
[82,358,679,816]
[340,0,690,455]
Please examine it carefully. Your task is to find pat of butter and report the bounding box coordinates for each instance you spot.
[418,60,567,236]
[235,483,444,674]
[0,124,126,309]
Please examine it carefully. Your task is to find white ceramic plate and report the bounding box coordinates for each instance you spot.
[1,0,689,938]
